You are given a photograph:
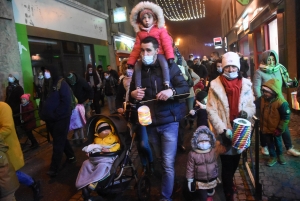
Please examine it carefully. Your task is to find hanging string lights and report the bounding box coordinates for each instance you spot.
[155,0,205,21]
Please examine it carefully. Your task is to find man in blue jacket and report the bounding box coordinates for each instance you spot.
[130,36,189,201]
[39,64,76,177]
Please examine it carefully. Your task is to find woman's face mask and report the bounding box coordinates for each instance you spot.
[44,72,51,79]
[223,71,238,79]
[38,73,44,79]
[217,67,223,73]
[126,69,134,77]
[8,77,15,83]
[197,141,211,150]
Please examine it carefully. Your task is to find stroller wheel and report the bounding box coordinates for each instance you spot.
[137,175,151,201]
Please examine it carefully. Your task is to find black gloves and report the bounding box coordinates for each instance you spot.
[167,59,174,66]
[220,129,232,147]
[238,110,248,119]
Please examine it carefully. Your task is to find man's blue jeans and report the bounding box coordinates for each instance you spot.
[16,170,34,186]
[147,122,179,201]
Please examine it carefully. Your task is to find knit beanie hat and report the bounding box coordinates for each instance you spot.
[21,93,30,101]
[196,91,208,102]
[96,122,111,134]
[67,73,77,85]
[139,8,157,21]
[222,52,240,70]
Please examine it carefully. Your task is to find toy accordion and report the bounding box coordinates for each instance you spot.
[232,118,252,152]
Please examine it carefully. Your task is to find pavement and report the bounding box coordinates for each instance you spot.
[14,104,300,201]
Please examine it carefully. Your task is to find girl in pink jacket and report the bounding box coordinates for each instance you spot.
[128,1,174,89]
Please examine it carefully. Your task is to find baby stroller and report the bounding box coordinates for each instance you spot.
[81,114,151,201]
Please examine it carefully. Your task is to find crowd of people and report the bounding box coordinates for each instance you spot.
[1,1,300,201]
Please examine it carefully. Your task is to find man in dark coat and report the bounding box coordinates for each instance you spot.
[238,52,249,78]
[130,36,189,201]
[107,65,119,81]
[39,64,76,177]
[187,54,194,68]
[5,73,24,127]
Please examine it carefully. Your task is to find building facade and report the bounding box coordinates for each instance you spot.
[0,0,138,101]
[221,0,299,104]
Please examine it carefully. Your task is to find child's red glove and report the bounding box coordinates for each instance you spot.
[273,129,282,137]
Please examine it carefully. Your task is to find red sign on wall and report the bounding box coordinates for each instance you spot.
[213,37,222,46]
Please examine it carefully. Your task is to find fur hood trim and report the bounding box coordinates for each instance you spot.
[130,1,165,33]
[191,126,216,151]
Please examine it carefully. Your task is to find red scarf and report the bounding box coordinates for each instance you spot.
[220,76,242,122]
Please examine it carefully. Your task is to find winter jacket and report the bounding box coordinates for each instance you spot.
[39,65,72,121]
[20,101,36,131]
[68,73,94,104]
[128,1,174,66]
[102,75,118,96]
[240,57,249,78]
[0,139,19,199]
[5,82,24,126]
[186,126,218,181]
[207,76,255,155]
[191,64,208,79]
[129,61,190,126]
[253,50,284,98]
[0,102,25,171]
[257,79,290,134]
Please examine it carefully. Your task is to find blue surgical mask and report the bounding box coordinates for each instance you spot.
[8,77,15,83]
[142,55,154,65]
[126,69,133,77]
[223,71,238,80]
[217,67,223,73]
[44,72,51,79]
[197,141,211,150]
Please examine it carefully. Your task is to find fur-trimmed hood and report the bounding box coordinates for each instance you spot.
[130,1,165,33]
[191,126,216,151]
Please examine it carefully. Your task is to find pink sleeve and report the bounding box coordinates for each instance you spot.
[128,34,142,66]
[160,28,174,60]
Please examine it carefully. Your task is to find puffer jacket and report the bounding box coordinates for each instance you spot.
[206,76,255,155]
[259,79,290,134]
[128,1,174,66]
[129,61,190,126]
[186,126,218,181]
[0,139,19,198]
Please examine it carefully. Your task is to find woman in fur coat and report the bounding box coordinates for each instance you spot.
[206,52,255,201]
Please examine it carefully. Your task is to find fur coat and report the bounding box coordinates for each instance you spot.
[128,1,174,66]
[206,76,255,154]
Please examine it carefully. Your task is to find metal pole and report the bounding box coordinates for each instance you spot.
[253,115,262,200]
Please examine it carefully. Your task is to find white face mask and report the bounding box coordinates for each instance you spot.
[223,71,238,80]
[197,141,211,150]
[38,75,44,79]
[217,67,223,73]
[8,77,15,83]
[126,69,133,77]
[142,55,154,65]
[105,75,109,79]
[44,72,51,79]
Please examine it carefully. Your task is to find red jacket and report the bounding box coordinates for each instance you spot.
[127,25,174,66]
[20,101,36,131]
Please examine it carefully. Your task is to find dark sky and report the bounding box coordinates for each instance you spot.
[165,0,223,59]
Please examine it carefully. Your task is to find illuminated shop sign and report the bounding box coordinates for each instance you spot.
[113,7,127,23]
[113,35,135,53]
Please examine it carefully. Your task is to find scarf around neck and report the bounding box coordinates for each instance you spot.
[220,76,242,122]
[259,64,280,74]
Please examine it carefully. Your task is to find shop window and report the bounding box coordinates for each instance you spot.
[62,41,82,55]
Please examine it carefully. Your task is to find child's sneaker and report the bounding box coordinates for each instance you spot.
[278,155,287,165]
[261,146,269,155]
[267,157,277,167]
[286,147,300,157]
[207,188,215,196]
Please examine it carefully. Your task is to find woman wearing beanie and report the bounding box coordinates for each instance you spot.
[206,52,255,201]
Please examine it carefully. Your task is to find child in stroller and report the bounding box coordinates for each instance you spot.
[76,114,150,201]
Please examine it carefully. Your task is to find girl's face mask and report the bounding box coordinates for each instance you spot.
[197,141,211,150]
[126,69,134,77]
